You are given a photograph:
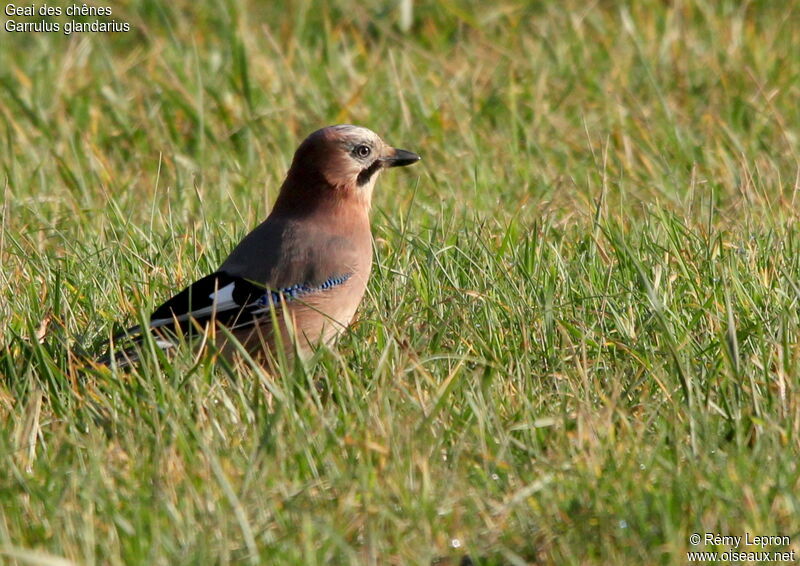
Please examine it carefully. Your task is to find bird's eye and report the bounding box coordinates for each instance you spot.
[354,145,371,158]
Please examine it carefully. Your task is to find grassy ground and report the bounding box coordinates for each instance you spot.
[2,0,800,564]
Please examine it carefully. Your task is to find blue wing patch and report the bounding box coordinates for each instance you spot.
[102,271,353,366]
[147,271,352,332]
[254,273,353,308]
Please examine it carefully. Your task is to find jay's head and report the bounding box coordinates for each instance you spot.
[286,125,420,205]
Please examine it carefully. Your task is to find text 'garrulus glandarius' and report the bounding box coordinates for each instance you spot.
[104,125,420,368]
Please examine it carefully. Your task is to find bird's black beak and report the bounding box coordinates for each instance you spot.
[383,148,421,168]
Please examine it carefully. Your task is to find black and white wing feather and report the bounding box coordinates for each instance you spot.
[99,270,351,366]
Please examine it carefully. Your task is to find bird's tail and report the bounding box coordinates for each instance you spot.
[95,326,176,369]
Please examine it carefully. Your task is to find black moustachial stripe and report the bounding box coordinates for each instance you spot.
[356,159,382,186]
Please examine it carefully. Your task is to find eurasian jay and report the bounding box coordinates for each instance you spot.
[104,125,420,367]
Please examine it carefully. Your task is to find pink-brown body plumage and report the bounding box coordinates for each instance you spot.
[106,125,420,367]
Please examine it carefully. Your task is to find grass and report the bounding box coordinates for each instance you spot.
[2,0,800,563]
